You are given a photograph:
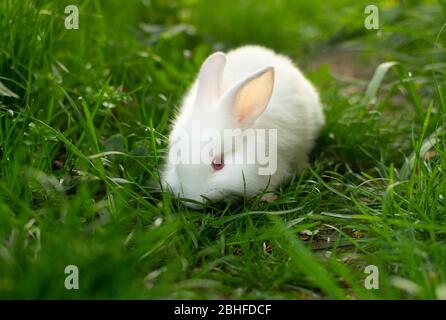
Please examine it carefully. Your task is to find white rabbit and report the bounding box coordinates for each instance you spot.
[162,45,324,208]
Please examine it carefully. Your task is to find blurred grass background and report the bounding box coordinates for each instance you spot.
[0,0,445,299]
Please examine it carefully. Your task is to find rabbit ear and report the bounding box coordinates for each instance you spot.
[195,52,227,107]
[220,67,274,127]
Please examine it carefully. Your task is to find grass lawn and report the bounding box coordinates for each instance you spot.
[0,0,445,299]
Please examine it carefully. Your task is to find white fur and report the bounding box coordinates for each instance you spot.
[162,45,325,208]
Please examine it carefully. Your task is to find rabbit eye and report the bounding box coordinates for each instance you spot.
[211,155,224,171]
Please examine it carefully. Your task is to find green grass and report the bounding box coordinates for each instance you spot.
[0,0,445,299]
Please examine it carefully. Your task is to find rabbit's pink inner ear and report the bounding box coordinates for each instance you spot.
[232,67,275,125]
[195,52,227,108]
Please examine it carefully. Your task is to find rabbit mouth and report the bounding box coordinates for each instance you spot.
[182,199,205,210]
[179,189,227,209]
